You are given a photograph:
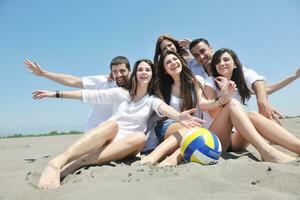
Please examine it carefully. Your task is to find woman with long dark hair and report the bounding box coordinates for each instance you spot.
[33,59,202,189]
[203,48,300,156]
[142,51,298,166]
[141,51,204,165]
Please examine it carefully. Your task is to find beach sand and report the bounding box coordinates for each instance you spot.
[0,118,299,200]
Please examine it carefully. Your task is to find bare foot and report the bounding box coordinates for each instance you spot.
[157,156,178,167]
[61,156,90,178]
[140,156,156,164]
[38,162,61,189]
[261,147,296,163]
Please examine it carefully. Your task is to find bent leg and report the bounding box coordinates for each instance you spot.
[230,131,249,151]
[38,120,118,189]
[61,132,147,177]
[141,126,187,164]
[211,99,295,163]
[248,111,300,154]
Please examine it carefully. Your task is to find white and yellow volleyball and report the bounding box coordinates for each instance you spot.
[180,128,222,165]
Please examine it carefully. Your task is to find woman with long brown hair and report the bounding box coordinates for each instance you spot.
[33,59,202,189]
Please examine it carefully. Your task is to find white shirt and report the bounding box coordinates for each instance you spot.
[187,58,265,89]
[82,87,164,140]
[142,75,204,152]
[242,66,265,93]
[203,69,264,128]
[82,75,117,131]
[187,58,209,80]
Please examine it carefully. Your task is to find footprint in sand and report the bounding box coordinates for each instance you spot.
[24,158,37,163]
[26,171,41,188]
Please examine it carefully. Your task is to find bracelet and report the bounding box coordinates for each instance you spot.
[60,91,63,99]
[55,91,61,98]
[215,97,225,107]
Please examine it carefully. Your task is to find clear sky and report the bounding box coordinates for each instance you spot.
[0,0,299,136]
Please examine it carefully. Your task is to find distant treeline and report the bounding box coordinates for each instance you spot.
[284,115,300,119]
[0,130,83,139]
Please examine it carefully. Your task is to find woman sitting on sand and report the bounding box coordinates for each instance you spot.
[32,59,204,189]
[141,51,298,166]
[203,48,300,156]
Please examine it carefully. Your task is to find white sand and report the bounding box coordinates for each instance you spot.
[0,118,299,200]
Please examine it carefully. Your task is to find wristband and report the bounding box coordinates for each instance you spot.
[56,91,61,98]
[215,97,225,107]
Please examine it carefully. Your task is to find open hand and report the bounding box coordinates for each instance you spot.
[178,38,192,48]
[258,100,283,125]
[24,59,45,76]
[177,108,206,128]
[32,90,55,100]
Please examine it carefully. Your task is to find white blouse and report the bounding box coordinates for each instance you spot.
[82,87,164,140]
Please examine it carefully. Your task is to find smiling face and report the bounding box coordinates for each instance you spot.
[191,41,213,67]
[136,61,153,86]
[111,63,130,86]
[163,54,182,78]
[160,39,177,54]
[215,52,235,78]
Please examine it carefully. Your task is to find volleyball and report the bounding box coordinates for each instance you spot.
[180,128,222,165]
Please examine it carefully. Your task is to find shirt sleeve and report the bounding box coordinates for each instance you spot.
[204,76,217,91]
[82,75,109,89]
[242,66,265,92]
[81,87,121,104]
[150,96,165,117]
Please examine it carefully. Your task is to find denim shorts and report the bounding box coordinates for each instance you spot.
[155,119,177,142]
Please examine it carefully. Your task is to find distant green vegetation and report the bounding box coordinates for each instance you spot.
[284,115,300,119]
[0,130,83,139]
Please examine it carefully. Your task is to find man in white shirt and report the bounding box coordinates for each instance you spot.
[25,56,130,131]
[188,38,282,123]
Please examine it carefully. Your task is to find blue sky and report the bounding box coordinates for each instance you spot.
[0,0,299,136]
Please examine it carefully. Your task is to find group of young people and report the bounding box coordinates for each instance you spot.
[25,34,300,189]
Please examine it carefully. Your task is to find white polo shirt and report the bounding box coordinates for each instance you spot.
[82,75,117,131]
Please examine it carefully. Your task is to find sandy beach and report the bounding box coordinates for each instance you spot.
[0,118,299,200]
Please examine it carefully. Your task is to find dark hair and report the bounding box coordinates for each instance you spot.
[153,34,189,66]
[110,56,130,71]
[189,38,210,52]
[156,51,201,111]
[210,48,251,105]
[123,59,156,100]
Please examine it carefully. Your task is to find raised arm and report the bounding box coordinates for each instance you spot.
[25,59,84,88]
[178,38,192,49]
[178,38,194,60]
[200,77,235,116]
[32,90,82,100]
[267,67,300,94]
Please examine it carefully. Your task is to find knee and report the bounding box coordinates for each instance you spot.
[226,98,241,109]
[247,111,260,120]
[107,120,119,133]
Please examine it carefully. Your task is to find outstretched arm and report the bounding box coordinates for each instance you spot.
[158,103,205,128]
[25,59,84,88]
[32,90,82,100]
[267,67,300,94]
